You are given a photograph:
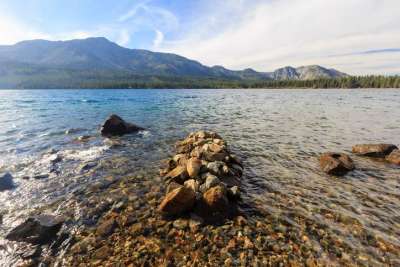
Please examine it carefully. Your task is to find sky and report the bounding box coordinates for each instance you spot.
[0,0,399,75]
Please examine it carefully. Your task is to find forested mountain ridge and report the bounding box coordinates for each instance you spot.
[0,37,349,88]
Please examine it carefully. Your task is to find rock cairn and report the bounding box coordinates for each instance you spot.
[158,131,242,220]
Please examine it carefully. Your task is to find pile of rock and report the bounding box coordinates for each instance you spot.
[158,131,242,220]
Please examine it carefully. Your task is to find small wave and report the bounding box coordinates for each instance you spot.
[81,99,100,103]
[61,145,109,161]
[139,130,152,137]
[15,100,36,104]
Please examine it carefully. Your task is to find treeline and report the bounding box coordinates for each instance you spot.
[77,75,400,89]
[10,72,400,89]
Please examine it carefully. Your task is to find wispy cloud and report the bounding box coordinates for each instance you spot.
[159,0,400,75]
[329,48,400,57]
[118,1,178,31]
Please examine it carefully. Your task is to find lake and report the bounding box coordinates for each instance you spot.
[0,89,399,266]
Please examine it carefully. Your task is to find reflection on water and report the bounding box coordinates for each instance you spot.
[0,89,399,265]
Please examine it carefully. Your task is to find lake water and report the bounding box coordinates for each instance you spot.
[0,89,399,266]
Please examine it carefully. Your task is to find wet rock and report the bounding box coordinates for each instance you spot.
[0,172,14,191]
[100,114,144,137]
[33,173,50,180]
[96,218,116,237]
[164,165,188,184]
[184,179,199,192]
[186,157,202,178]
[6,214,64,244]
[202,185,229,212]
[352,144,398,158]
[93,245,110,259]
[386,149,400,165]
[159,186,196,216]
[319,152,355,176]
[79,162,98,173]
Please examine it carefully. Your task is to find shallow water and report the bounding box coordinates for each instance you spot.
[0,89,400,265]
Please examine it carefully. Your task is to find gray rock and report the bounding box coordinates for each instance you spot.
[0,172,14,191]
[207,161,224,176]
[205,175,220,190]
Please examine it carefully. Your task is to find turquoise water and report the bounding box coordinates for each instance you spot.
[0,89,400,265]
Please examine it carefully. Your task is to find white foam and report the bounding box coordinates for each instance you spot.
[61,145,109,161]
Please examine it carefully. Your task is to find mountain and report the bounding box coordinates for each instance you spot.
[0,37,348,88]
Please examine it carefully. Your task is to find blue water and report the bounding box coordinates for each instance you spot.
[0,89,400,265]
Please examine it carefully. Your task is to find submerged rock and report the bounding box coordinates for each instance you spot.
[386,149,400,165]
[96,217,116,237]
[0,172,14,191]
[6,214,64,244]
[352,144,398,158]
[100,114,144,136]
[159,186,196,216]
[319,152,355,176]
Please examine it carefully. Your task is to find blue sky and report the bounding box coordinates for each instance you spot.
[0,0,399,75]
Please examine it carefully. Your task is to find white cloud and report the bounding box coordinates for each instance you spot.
[159,0,400,75]
[152,30,164,48]
[116,29,130,46]
[0,15,51,44]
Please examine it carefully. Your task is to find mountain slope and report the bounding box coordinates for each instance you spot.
[0,37,348,88]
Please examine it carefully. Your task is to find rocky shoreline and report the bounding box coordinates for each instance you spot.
[1,115,400,266]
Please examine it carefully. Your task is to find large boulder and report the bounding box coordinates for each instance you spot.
[352,144,398,158]
[100,114,144,136]
[0,172,14,191]
[319,152,355,176]
[6,215,64,244]
[159,186,196,216]
[386,149,400,165]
